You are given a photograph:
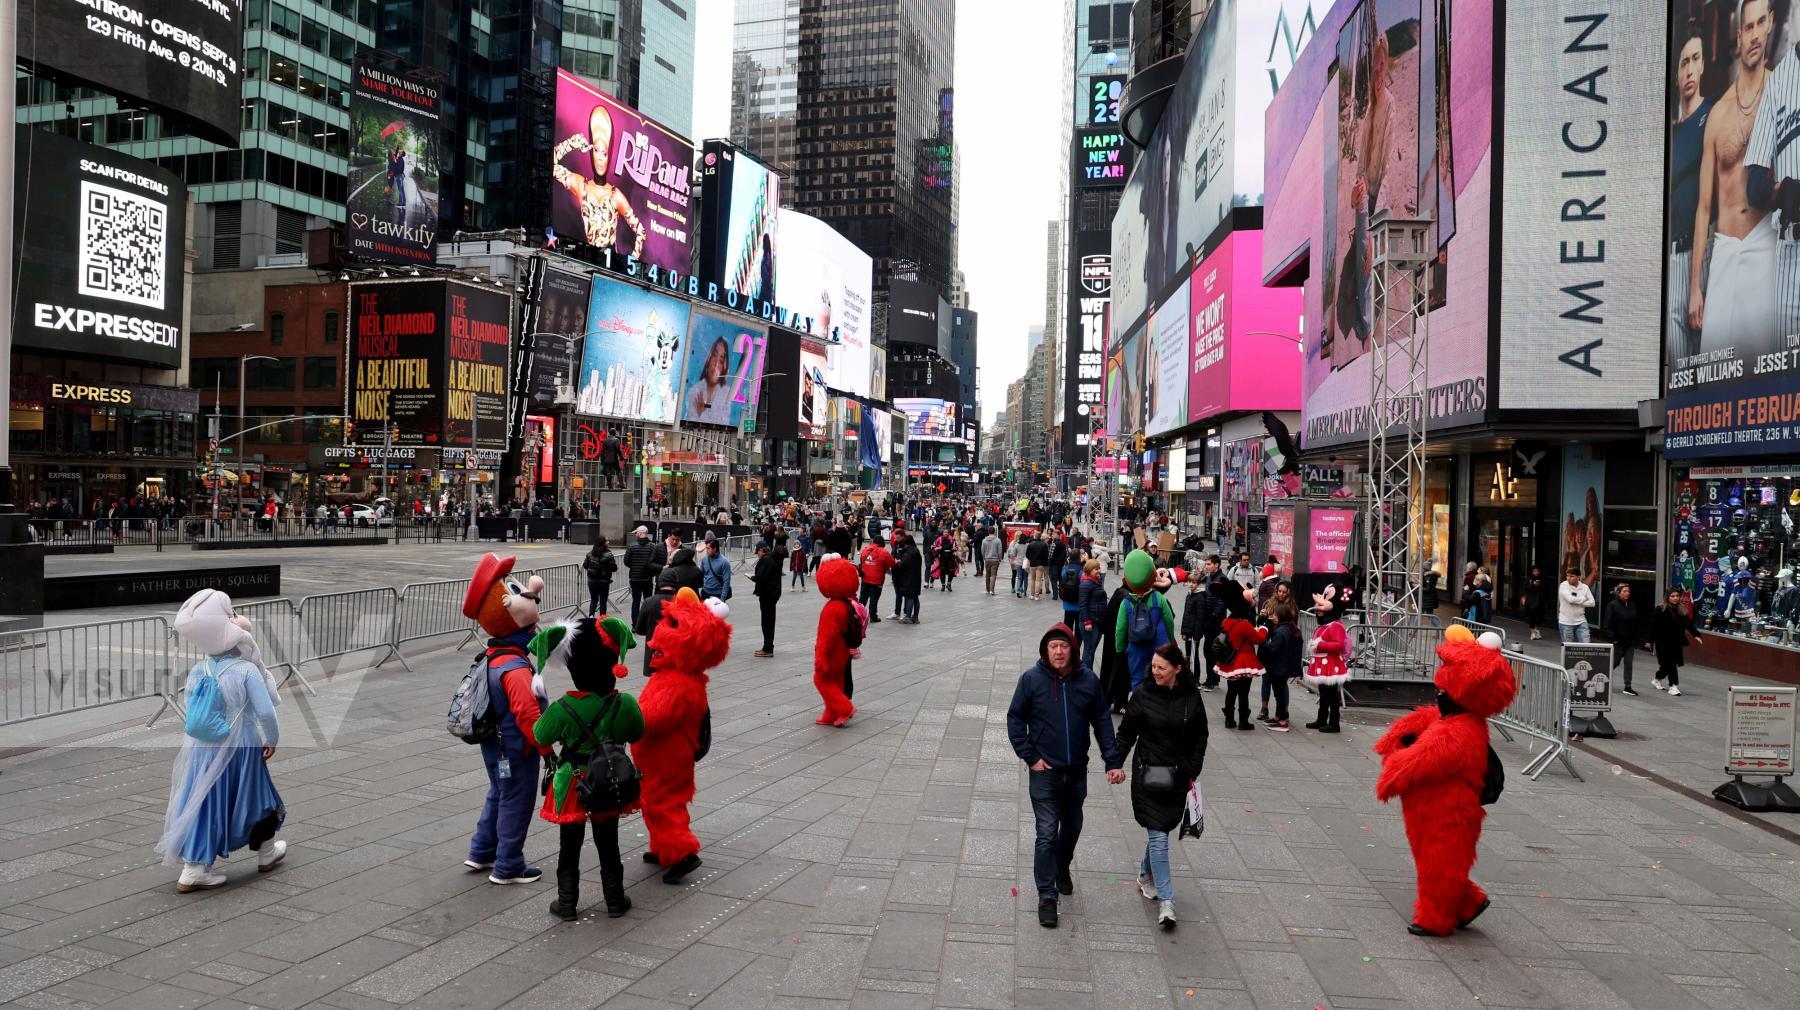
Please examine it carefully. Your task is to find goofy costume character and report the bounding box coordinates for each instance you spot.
[462,553,550,885]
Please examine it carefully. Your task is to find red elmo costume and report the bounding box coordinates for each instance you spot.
[633,588,731,873]
[813,558,859,727]
[1374,627,1517,936]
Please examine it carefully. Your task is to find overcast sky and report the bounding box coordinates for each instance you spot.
[691,0,1067,426]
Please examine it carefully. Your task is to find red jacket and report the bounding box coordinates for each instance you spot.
[858,545,894,586]
[1218,616,1268,680]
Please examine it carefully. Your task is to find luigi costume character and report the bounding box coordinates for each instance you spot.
[531,616,646,920]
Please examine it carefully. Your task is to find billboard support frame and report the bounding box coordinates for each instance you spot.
[1363,212,1433,625]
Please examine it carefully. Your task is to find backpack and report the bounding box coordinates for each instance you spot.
[447,645,527,744]
[184,658,238,743]
[695,706,713,761]
[841,598,867,649]
[1125,593,1162,645]
[1480,743,1505,805]
[1205,630,1236,667]
[1059,567,1081,603]
[562,695,641,812]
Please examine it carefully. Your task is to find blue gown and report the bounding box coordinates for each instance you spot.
[176,666,284,864]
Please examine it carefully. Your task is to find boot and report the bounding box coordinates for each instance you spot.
[548,868,580,921]
[600,859,631,917]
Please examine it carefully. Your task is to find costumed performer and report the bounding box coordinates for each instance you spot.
[1209,579,1267,730]
[635,588,731,883]
[813,556,862,726]
[1303,582,1352,733]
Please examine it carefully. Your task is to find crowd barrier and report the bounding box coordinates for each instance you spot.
[0,616,175,727]
[1491,649,1581,781]
[298,588,409,674]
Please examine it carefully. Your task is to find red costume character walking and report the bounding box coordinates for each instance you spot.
[1374,626,1516,936]
[633,588,731,883]
[813,558,860,726]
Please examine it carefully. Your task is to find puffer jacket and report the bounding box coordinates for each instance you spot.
[624,539,665,582]
[1115,679,1208,831]
[1077,573,1108,632]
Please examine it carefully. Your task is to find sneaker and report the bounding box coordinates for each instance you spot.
[1137,873,1157,900]
[1268,720,1290,732]
[1653,678,1667,691]
[1620,687,1638,697]
[1157,899,1177,929]
[1038,899,1059,928]
[489,867,544,885]
[1668,686,1681,697]
[256,839,288,872]
[463,858,494,871]
[754,650,774,658]
[1256,711,1272,723]
[1056,867,1074,896]
[1529,630,1542,640]
[176,862,226,893]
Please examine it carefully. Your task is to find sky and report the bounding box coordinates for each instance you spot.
[690,0,1068,427]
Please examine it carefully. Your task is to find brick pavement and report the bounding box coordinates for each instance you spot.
[2,561,1800,1008]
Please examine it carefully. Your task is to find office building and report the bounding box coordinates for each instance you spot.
[730,0,801,181]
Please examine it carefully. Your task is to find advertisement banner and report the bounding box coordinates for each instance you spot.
[11,128,186,368]
[526,268,592,409]
[551,69,695,276]
[1146,276,1190,437]
[1308,507,1357,573]
[443,283,512,452]
[1562,642,1613,713]
[1188,231,1304,423]
[889,279,945,352]
[349,281,447,447]
[778,209,874,396]
[1726,686,1798,775]
[707,143,779,301]
[896,398,956,439]
[1561,444,1604,589]
[798,338,830,439]
[1103,325,1145,437]
[1268,507,1295,577]
[1063,231,1111,460]
[20,0,245,147]
[679,313,767,428]
[347,63,442,265]
[1075,125,1130,187]
[576,275,692,424]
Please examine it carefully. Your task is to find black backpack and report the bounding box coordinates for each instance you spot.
[561,695,641,812]
[1059,567,1081,603]
[1205,631,1235,667]
[1480,743,1505,805]
[840,598,865,649]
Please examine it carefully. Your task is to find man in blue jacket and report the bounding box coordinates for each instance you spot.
[1006,623,1125,928]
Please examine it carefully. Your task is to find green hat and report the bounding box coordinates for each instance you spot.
[1123,549,1155,591]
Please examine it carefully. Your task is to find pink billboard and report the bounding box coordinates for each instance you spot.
[1187,230,1302,424]
[1309,507,1357,575]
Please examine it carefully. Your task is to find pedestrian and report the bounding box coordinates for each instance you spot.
[1115,642,1207,930]
[1521,565,1546,640]
[1114,551,1177,694]
[857,535,894,622]
[937,534,961,592]
[624,526,664,624]
[1006,623,1126,929]
[1026,532,1049,599]
[1227,553,1256,590]
[749,542,784,657]
[1468,568,1494,624]
[583,536,617,617]
[892,533,923,623]
[460,554,550,885]
[1421,564,1442,625]
[664,545,704,594]
[1651,589,1701,696]
[1254,564,1281,613]
[1057,551,1083,626]
[1603,584,1642,696]
[1179,569,1208,677]
[1556,568,1595,643]
[1257,602,1301,731]
[633,570,680,677]
[1007,530,1030,598]
[1459,561,1480,615]
[981,525,1004,594]
[699,538,733,602]
[1194,556,1227,690]
[1077,559,1107,671]
[1211,581,1267,730]
[157,589,289,891]
[531,617,643,920]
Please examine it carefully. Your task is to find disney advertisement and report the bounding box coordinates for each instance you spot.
[576,275,691,424]
[551,69,695,276]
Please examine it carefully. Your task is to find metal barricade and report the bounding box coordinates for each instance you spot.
[297,588,411,672]
[1492,649,1581,781]
[1343,614,1445,682]
[529,564,586,621]
[0,616,178,727]
[163,598,311,708]
[395,578,478,649]
[1452,615,1506,646]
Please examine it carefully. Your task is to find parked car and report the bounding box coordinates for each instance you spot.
[348,504,394,528]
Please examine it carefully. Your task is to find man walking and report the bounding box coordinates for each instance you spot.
[1026,532,1050,600]
[857,535,894,623]
[1007,531,1030,598]
[1197,555,1228,690]
[624,525,665,623]
[1557,568,1596,643]
[1006,624,1124,929]
[981,526,1004,594]
[749,542,783,657]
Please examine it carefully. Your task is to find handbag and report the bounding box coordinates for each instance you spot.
[1139,763,1179,792]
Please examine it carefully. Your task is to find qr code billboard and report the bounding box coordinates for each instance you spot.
[77,181,170,310]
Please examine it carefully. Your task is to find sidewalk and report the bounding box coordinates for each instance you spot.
[0,578,1798,1007]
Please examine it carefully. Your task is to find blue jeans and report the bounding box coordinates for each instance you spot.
[1027,767,1088,900]
[1140,828,1173,901]
[469,736,540,878]
[1012,567,1028,594]
[900,593,920,621]
[1081,626,1102,671]
[1559,622,1590,643]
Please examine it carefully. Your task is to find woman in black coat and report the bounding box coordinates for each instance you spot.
[1115,643,1207,930]
[891,534,924,624]
[1650,590,1702,696]
[1099,584,1130,713]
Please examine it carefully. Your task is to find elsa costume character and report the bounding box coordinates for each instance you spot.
[155,589,288,892]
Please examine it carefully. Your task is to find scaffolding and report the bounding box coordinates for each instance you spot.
[1363,211,1435,621]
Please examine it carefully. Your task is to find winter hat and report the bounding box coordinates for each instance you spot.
[1261,563,1277,580]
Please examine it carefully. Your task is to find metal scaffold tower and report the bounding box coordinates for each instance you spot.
[1363,211,1435,620]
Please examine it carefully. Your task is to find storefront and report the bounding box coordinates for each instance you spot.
[1667,464,1800,651]
[9,376,200,511]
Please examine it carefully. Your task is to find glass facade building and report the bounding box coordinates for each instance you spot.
[731,0,801,182]
[637,0,696,137]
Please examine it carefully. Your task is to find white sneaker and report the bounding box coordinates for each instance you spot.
[1667,686,1681,697]
[176,862,226,893]
[1529,630,1541,641]
[257,839,288,872]
[1138,873,1157,900]
[1653,679,1667,691]
[1157,899,1177,928]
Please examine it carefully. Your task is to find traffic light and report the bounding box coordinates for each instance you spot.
[1134,434,1145,453]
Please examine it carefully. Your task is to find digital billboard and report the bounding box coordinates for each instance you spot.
[20,0,245,148]
[1145,276,1190,437]
[699,142,779,302]
[896,398,957,440]
[444,283,512,451]
[1498,1,1664,410]
[1188,231,1303,421]
[680,313,767,428]
[1103,326,1146,436]
[798,337,830,439]
[347,280,509,451]
[347,63,442,265]
[1064,234,1111,454]
[889,278,947,352]
[12,128,186,368]
[551,69,695,276]
[576,275,692,424]
[1075,126,1130,187]
[777,209,874,396]
[1088,75,1125,126]
[1663,1,1800,457]
[526,268,592,409]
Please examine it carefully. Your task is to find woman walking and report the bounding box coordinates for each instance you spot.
[1651,590,1702,697]
[584,536,617,616]
[892,533,924,624]
[937,533,961,592]
[1077,559,1108,672]
[1521,565,1546,640]
[157,589,288,892]
[1114,643,1208,929]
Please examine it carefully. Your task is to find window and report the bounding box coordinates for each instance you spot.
[304,356,337,389]
[244,358,297,390]
[270,312,285,346]
[324,310,339,344]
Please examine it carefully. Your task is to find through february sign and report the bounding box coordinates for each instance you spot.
[1726,686,1797,776]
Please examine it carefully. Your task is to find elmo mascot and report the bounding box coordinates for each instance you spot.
[634,588,731,883]
[813,557,861,726]
[1374,626,1516,936]
[1303,583,1351,732]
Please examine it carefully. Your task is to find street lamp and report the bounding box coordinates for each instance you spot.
[238,353,279,471]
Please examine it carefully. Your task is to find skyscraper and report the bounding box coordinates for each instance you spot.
[730,0,801,182]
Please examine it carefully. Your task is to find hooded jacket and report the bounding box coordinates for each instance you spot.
[1005,624,1124,772]
[664,547,704,594]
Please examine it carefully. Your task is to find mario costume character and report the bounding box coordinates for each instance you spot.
[1209,579,1267,730]
[634,588,731,883]
[462,553,551,885]
[813,557,862,727]
[1113,550,1179,694]
[530,617,645,920]
[1374,626,1517,937]
[1304,583,1352,733]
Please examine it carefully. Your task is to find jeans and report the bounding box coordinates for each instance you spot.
[1063,608,1080,634]
[1027,767,1088,900]
[759,595,778,652]
[1140,828,1174,901]
[629,581,651,624]
[791,567,806,587]
[1012,567,1028,595]
[1266,676,1290,721]
[900,593,920,621]
[1559,622,1591,643]
[587,579,610,617]
[985,560,1000,592]
[1081,627,1102,671]
[469,737,540,878]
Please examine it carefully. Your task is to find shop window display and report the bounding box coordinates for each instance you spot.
[1670,469,1800,648]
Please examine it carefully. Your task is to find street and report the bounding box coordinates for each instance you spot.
[2,548,1799,1008]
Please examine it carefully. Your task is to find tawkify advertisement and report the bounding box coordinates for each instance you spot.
[1187,231,1304,423]
[778,209,874,396]
[347,62,442,266]
[526,268,593,409]
[1308,507,1357,573]
[576,274,692,424]
[1663,1,1800,458]
[551,69,695,276]
[348,281,447,447]
[11,128,186,368]
[443,283,511,452]
[680,313,767,428]
[1146,276,1190,437]
[798,338,830,440]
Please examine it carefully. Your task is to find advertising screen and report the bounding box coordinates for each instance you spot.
[527,268,592,409]
[1309,507,1357,573]
[576,275,692,424]
[1075,126,1130,187]
[19,0,245,147]
[1663,1,1800,458]
[347,63,442,265]
[889,278,946,351]
[1188,231,1303,421]
[1498,1,1664,409]
[12,128,187,368]
[797,337,830,439]
[1145,277,1190,437]
[896,398,957,440]
[347,280,505,450]
[1064,232,1111,458]
[1103,326,1146,436]
[551,69,695,275]
[680,313,767,428]
[777,209,874,396]
[1088,74,1126,126]
[712,144,779,301]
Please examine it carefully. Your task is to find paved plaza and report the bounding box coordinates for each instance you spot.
[4,543,1800,1008]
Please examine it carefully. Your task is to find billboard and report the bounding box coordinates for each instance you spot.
[1065,234,1112,456]
[1663,0,1800,458]
[526,268,592,409]
[1188,231,1304,421]
[444,283,512,451]
[798,337,830,439]
[19,0,245,148]
[890,278,947,352]
[1076,126,1131,187]
[1498,1,1665,409]
[1145,277,1191,437]
[777,209,874,396]
[551,69,695,275]
[576,274,692,424]
[347,280,509,450]
[347,63,442,265]
[897,397,957,439]
[679,313,767,428]
[699,142,780,302]
[1103,326,1146,436]
[12,128,186,368]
